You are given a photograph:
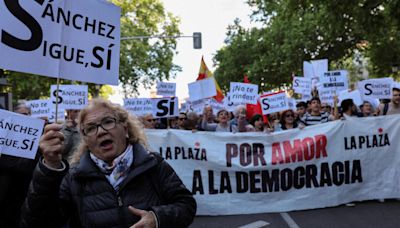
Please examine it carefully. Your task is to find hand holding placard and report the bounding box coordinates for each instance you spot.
[39,123,65,169]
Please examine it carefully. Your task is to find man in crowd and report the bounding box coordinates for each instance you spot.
[379,87,400,115]
[300,97,338,126]
[21,98,196,228]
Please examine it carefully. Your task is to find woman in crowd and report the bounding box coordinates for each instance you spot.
[21,98,196,228]
[274,109,299,131]
[359,101,375,117]
[249,114,266,132]
[201,109,238,132]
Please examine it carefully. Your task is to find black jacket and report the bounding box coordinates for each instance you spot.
[21,144,196,228]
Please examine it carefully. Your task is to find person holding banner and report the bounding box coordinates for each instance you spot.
[274,110,299,131]
[359,101,375,117]
[300,97,339,126]
[21,98,196,228]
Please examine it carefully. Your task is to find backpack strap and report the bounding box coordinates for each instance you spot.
[383,103,389,115]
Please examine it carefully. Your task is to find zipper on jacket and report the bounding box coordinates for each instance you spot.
[117,195,123,207]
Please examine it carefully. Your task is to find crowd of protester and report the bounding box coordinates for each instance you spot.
[0,87,399,227]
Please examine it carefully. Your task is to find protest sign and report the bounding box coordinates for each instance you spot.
[260,91,289,115]
[27,99,50,118]
[319,70,349,93]
[301,93,312,101]
[156,82,176,97]
[287,98,296,111]
[338,90,363,106]
[229,82,258,105]
[207,98,225,114]
[186,99,208,115]
[146,115,400,215]
[303,59,328,79]
[123,98,153,116]
[0,109,44,159]
[318,88,336,105]
[358,78,394,100]
[48,108,65,123]
[188,78,217,101]
[0,0,121,85]
[223,92,247,112]
[51,85,88,110]
[152,97,179,118]
[293,77,312,95]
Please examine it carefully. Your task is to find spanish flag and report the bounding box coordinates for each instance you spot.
[196,56,225,102]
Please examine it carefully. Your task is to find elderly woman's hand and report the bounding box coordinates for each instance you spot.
[39,123,65,169]
[128,206,156,228]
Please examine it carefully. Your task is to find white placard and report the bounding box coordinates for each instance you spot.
[338,90,363,106]
[152,97,179,118]
[187,99,208,115]
[293,77,312,95]
[287,98,296,111]
[358,78,394,100]
[393,82,400,90]
[223,92,247,112]
[48,108,65,123]
[123,98,153,116]
[229,82,259,105]
[207,98,225,114]
[318,88,336,105]
[156,82,176,97]
[27,99,50,118]
[319,70,349,93]
[260,91,289,115]
[51,85,88,110]
[188,78,217,102]
[303,59,328,78]
[180,102,188,113]
[0,0,121,85]
[0,109,44,159]
[301,93,312,101]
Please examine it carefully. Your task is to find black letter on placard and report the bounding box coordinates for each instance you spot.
[2,0,43,51]
[262,98,269,110]
[364,83,373,95]
[294,79,299,87]
[156,100,169,117]
[52,89,63,104]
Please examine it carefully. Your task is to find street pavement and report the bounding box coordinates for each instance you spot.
[190,199,400,228]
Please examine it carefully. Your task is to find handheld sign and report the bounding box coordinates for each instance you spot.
[187,99,208,115]
[51,85,88,110]
[223,92,247,112]
[318,88,336,105]
[27,99,51,118]
[0,109,44,159]
[156,82,176,97]
[188,78,217,102]
[338,90,363,106]
[123,98,153,117]
[293,77,312,95]
[207,98,225,114]
[48,107,65,123]
[0,0,121,85]
[229,82,258,104]
[152,97,179,118]
[319,70,348,93]
[303,59,328,78]
[260,91,289,115]
[358,78,394,100]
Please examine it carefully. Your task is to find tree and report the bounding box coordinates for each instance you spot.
[213,0,400,91]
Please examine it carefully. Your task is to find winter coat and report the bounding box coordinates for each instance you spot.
[20,143,196,228]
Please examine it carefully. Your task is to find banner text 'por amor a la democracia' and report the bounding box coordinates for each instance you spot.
[146,115,400,215]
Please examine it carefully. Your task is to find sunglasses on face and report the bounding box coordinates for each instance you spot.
[285,114,294,118]
[178,117,187,121]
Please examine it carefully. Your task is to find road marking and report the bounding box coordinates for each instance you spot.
[280,212,300,228]
[238,220,270,228]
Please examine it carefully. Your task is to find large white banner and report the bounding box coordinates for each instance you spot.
[146,115,400,215]
[0,0,120,85]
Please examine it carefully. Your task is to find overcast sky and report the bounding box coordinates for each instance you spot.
[110,0,255,104]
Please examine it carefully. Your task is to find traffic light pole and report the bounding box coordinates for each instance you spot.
[121,32,202,49]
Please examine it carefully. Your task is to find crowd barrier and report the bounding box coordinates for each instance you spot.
[145,115,400,215]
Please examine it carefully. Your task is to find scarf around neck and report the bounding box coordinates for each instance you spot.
[90,144,134,191]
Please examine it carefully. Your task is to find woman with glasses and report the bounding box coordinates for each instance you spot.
[21,98,196,228]
[274,110,299,132]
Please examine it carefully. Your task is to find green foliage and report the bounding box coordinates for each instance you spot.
[214,0,400,91]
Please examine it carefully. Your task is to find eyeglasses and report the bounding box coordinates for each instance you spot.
[82,117,117,136]
[321,106,326,108]
[285,114,294,118]
[178,118,187,121]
